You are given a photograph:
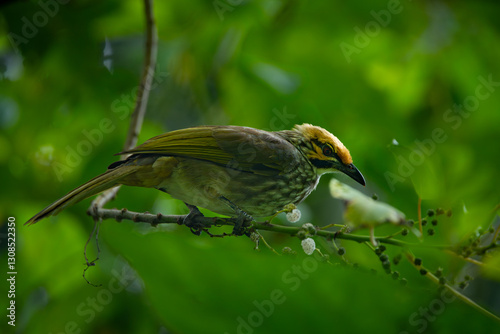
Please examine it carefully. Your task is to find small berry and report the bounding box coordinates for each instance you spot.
[464,275,472,281]
[375,245,386,255]
[401,228,409,236]
[382,260,391,269]
[439,277,447,285]
[446,209,452,217]
[459,282,468,289]
[436,208,445,215]
[435,267,443,277]
[407,219,415,227]
[431,219,438,226]
[296,230,307,240]
[393,254,401,265]
[427,229,435,236]
[379,254,389,262]
[392,271,400,280]
[302,223,315,234]
[414,258,422,266]
[489,226,495,233]
[427,209,435,217]
[400,278,408,286]
[378,254,389,262]
[421,219,428,226]
[419,269,428,275]
[372,193,378,200]
[337,247,346,256]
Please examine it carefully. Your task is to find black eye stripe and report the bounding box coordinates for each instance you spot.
[310,158,332,169]
[331,150,341,161]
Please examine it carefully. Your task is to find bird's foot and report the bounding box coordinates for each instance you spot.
[233,211,254,236]
[219,196,254,236]
[183,203,206,236]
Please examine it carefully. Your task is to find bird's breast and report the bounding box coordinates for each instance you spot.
[154,156,319,217]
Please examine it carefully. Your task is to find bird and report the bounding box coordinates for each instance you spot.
[25,124,365,230]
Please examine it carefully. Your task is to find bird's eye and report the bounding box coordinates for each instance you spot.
[322,145,333,156]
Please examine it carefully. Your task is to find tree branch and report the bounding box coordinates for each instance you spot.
[122,0,158,154]
[89,0,158,212]
[90,207,451,250]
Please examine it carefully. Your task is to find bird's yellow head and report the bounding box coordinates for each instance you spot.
[292,123,365,186]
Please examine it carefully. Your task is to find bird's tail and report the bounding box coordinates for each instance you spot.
[25,164,138,226]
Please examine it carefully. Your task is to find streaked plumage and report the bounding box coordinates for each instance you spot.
[26,124,365,225]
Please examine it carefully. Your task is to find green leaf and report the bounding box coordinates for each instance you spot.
[329,179,405,228]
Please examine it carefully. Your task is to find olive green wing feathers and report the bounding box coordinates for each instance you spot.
[120,126,229,164]
[119,126,301,176]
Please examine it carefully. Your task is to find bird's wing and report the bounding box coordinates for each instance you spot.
[119,126,301,176]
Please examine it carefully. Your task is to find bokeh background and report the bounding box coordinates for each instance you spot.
[1,0,500,333]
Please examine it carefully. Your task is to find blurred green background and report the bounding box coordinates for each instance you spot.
[1,0,500,333]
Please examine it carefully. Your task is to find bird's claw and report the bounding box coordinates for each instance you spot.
[218,196,254,236]
[232,211,254,236]
[183,203,205,236]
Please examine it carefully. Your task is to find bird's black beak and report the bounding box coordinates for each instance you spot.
[340,163,366,186]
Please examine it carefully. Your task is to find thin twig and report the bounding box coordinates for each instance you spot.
[122,0,158,153]
[83,216,103,287]
[493,225,500,245]
[89,186,121,216]
[256,232,281,255]
[404,252,500,323]
[418,197,423,236]
[90,0,158,212]
[445,251,486,267]
[320,223,346,230]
